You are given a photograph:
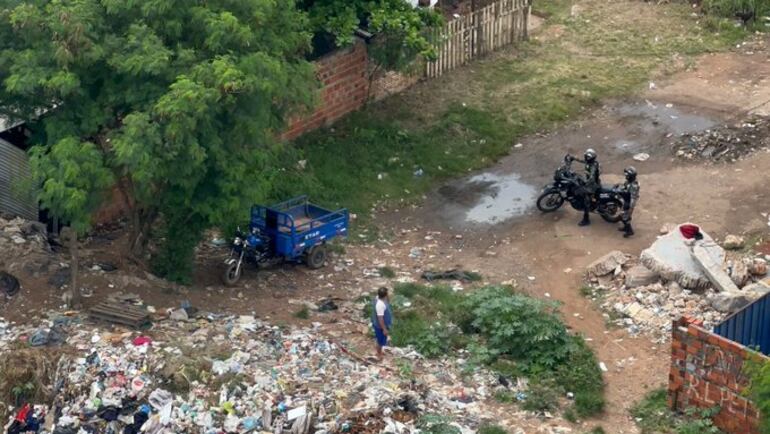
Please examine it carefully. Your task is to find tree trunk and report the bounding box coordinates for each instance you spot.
[62,227,80,309]
[72,233,80,308]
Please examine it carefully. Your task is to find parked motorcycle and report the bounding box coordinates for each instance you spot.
[536,154,624,223]
[222,226,270,286]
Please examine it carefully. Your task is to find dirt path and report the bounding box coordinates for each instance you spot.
[369,37,770,432]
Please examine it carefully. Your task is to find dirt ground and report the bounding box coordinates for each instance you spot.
[2,23,770,434]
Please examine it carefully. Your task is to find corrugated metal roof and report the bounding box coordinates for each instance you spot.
[714,291,770,355]
[0,116,23,133]
[0,138,37,220]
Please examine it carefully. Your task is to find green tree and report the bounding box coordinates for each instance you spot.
[0,0,316,282]
[300,0,441,70]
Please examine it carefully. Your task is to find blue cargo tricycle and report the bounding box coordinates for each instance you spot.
[222,196,349,286]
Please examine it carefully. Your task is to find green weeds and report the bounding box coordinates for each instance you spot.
[388,283,605,418]
[631,389,723,434]
[293,306,310,319]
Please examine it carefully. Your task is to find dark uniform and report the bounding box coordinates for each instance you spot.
[573,149,601,226]
[619,166,640,238]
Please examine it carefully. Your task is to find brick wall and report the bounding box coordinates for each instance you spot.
[368,65,423,102]
[281,41,369,141]
[669,317,768,434]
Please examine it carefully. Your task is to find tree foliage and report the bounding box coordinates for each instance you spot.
[300,0,441,70]
[0,0,316,282]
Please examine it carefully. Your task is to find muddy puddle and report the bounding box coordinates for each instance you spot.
[438,173,538,225]
[607,101,716,153]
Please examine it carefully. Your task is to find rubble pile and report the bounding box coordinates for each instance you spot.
[586,226,770,343]
[673,116,770,162]
[0,310,504,434]
[0,216,58,281]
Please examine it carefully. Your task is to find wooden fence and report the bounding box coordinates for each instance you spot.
[426,0,531,78]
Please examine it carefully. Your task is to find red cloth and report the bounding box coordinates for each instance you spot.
[132,336,152,346]
[679,224,701,239]
[15,403,31,422]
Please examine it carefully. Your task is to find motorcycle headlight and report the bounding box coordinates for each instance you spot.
[233,237,243,246]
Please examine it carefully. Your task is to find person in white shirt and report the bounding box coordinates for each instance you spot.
[371,287,392,360]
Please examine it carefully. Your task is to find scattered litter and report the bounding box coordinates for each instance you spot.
[317,297,339,312]
[421,269,481,282]
[673,116,770,162]
[633,153,650,162]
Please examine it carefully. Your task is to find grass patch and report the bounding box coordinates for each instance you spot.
[378,266,396,278]
[494,389,517,404]
[585,428,606,434]
[631,389,723,434]
[293,306,310,319]
[389,284,605,418]
[417,414,462,434]
[0,348,64,421]
[478,425,508,434]
[579,286,596,297]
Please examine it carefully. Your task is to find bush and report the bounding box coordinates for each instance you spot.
[293,306,310,319]
[462,286,573,370]
[386,284,606,420]
[521,379,561,413]
[702,0,770,22]
[744,357,770,433]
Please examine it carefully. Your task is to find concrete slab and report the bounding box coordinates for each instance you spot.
[692,242,740,293]
[640,223,725,290]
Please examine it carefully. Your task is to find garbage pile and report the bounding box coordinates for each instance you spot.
[0,309,506,434]
[585,225,770,343]
[0,216,57,284]
[673,116,770,162]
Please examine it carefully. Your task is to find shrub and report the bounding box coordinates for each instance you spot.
[293,306,310,319]
[744,357,770,433]
[702,0,770,22]
[378,266,396,278]
[462,286,573,370]
[521,379,561,413]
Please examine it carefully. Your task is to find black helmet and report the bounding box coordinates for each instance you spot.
[624,166,637,181]
[584,149,597,163]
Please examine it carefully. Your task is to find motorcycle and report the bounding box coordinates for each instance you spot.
[222,226,270,286]
[536,154,625,223]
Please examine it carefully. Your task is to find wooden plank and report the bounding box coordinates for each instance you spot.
[89,301,151,328]
[90,303,147,319]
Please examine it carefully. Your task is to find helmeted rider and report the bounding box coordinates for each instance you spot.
[570,148,601,226]
[618,166,640,238]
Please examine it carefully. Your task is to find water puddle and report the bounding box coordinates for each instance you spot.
[616,101,716,136]
[445,173,538,224]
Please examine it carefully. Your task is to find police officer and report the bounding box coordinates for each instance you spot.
[619,166,640,238]
[571,148,601,226]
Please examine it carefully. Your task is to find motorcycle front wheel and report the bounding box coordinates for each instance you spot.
[536,190,565,212]
[598,199,623,223]
[222,261,243,286]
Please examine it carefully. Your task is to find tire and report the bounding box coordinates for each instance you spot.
[599,199,624,223]
[306,245,328,269]
[536,189,565,212]
[222,261,242,286]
